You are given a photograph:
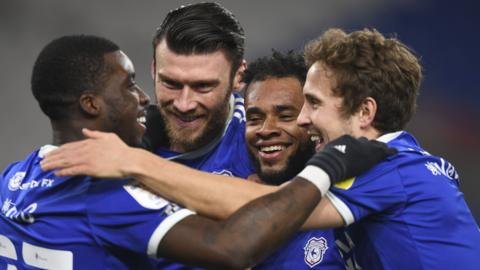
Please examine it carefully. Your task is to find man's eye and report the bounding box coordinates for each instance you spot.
[306,97,321,109]
[193,84,214,92]
[246,115,262,124]
[279,114,296,120]
[128,82,138,90]
[162,80,181,89]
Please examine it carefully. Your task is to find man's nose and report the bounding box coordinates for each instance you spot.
[256,117,281,138]
[172,88,197,112]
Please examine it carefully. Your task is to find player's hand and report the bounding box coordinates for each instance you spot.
[40,128,133,178]
[306,135,397,184]
[141,105,169,151]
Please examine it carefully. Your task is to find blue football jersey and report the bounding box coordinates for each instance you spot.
[327,131,480,270]
[155,94,345,270]
[0,146,195,270]
[253,229,345,270]
[154,93,254,270]
[154,93,255,270]
[155,93,255,178]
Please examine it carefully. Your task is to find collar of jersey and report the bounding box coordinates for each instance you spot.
[165,94,235,161]
[38,144,58,158]
[376,130,404,143]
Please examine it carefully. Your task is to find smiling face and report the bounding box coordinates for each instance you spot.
[99,51,150,147]
[297,62,358,152]
[153,41,235,152]
[245,77,314,185]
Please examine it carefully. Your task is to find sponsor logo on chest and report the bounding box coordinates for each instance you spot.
[8,172,54,192]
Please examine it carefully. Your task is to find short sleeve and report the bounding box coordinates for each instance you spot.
[327,168,406,226]
[87,181,195,258]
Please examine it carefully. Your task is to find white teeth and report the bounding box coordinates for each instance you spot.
[310,135,320,142]
[260,145,285,153]
[137,116,146,125]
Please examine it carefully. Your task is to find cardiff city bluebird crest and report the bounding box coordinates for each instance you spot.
[304,237,328,267]
[8,172,26,191]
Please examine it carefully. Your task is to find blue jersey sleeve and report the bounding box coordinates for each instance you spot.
[326,166,406,225]
[87,181,194,258]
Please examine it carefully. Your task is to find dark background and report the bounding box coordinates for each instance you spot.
[1,0,478,222]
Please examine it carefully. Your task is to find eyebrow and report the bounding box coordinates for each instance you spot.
[157,73,220,86]
[305,93,321,104]
[246,104,298,115]
[273,104,298,112]
[246,107,263,115]
[156,73,176,82]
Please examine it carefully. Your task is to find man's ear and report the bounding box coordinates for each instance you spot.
[79,93,102,117]
[151,60,156,81]
[232,59,247,92]
[357,97,377,128]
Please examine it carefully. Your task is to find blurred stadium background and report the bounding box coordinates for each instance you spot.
[1,0,479,222]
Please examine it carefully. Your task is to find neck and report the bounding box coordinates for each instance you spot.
[51,120,99,146]
[356,126,382,141]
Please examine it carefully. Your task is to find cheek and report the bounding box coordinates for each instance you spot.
[245,126,256,144]
[201,94,226,112]
[316,108,337,123]
[292,128,310,142]
[310,111,323,126]
[208,85,231,106]
[156,89,175,105]
[281,123,302,138]
[154,82,162,94]
[245,127,258,149]
[122,102,137,120]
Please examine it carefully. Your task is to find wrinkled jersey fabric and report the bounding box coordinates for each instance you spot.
[0,146,194,269]
[328,131,480,270]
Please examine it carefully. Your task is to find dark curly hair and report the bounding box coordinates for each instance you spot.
[304,28,422,133]
[243,50,307,95]
[31,35,119,120]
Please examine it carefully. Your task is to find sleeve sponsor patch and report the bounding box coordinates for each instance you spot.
[123,184,169,210]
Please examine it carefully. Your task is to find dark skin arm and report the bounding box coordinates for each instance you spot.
[157,178,320,270]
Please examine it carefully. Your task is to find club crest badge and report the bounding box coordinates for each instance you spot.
[304,237,328,268]
[8,172,26,191]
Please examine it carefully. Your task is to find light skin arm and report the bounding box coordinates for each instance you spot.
[41,129,345,230]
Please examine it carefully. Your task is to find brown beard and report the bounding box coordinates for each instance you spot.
[161,93,231,152]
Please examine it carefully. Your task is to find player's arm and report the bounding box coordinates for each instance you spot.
[41,129,269,218]
[41,129,342,229]
[154,135,394,269]
[41,129,395,230]
[157,177,321,269]
[126,146,343,230]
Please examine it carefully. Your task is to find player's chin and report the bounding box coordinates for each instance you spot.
[127,132,145,148]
